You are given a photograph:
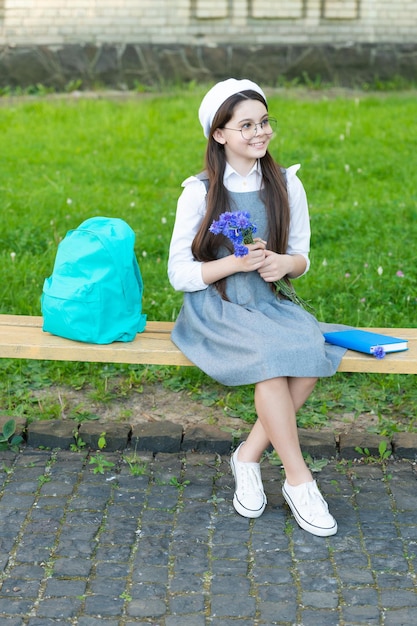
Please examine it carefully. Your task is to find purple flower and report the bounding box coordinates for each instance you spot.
[234,243,250,257]
[209,211,257,256]
[208,221,223,235]
[371,345,386,359]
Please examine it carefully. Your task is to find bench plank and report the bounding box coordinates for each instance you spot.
[0,316,193,366]
[0,315,416,374]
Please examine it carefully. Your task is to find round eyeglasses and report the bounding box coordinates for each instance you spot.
[223,117,277,141]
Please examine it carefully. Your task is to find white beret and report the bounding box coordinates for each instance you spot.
[198,78,267,138]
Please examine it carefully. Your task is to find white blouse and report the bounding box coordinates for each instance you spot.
[168,162,311,293]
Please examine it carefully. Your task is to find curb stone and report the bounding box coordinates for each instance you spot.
[2,416,417,459]
[182,423,232,454]
[131,421,183,453]
[298,429,337,458]
[25,419,76,449]
[338,432,391,460]
[392,431,417,459]
[78,421,132,452]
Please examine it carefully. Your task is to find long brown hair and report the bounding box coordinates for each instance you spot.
[192,90,290,298]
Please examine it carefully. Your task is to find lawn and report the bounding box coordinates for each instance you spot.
[1,87,416,434]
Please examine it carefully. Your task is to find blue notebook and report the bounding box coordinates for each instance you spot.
[323,329,408,355]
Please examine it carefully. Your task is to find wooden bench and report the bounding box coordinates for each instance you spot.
[0,314,416,374]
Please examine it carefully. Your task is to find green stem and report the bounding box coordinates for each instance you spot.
[274,278,314,311]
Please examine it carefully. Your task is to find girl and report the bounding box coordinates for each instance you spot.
[168,79,345,537]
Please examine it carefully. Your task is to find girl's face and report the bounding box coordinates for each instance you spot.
[213,98,273,176]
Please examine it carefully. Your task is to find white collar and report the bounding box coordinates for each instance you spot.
[223,160,263,192]
[224,160,261,181]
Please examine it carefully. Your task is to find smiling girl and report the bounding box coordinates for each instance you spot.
[168,79,346,537]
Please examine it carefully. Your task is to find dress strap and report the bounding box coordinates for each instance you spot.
[195,170,209,192]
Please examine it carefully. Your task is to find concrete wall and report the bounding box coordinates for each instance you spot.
[1,0,416,88]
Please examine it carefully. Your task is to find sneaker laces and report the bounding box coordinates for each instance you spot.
[297,482,330,522]
[236,462,264,498]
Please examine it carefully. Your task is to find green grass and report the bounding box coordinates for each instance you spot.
[1,88,416,434]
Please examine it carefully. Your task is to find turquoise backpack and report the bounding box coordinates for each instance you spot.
[41,217,146,344]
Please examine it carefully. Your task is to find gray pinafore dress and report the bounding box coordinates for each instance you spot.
[171,189,346,386]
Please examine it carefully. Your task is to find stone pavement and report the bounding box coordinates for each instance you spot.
[1,444,417,626]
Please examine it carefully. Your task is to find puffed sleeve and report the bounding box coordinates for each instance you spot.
[168,176,209,292]
[286,164,311,276]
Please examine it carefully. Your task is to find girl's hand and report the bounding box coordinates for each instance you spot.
[258,251,307,282]
[257,250,291,282]
[201,238,267,285]
[237,239,266,273]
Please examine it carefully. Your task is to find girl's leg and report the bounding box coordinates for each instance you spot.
[234,376,337,536]
[238,376,317,486]
[251,377,313,485]
[288,376,318,412]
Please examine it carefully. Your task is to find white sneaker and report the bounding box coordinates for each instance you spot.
[230,443,267,518]
[282,479,337,537]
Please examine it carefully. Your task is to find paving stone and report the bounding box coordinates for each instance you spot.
[132,564,168,584]
[390,485,417,510]
[1,483,39,497]
[126,598,166,618]
[52,557,93,577]
[130,582,167,600]
[297,559,338,591]
[44,578,87,597]
[379,588,417,607]
[94,545,132,563]
[211,575,251,595]
[169,593,205,614]
[211,594,256,618]
[370,554,409,573]
[342,604,380,623]
[84,595,125,616]
[377,571,415,588]
[342,586,379,606]
[39,480,76,497]
[258,599,298,622]
[0,578,40,597]
[384,608,417,626]
[256,576,295,594]
[302,591,339,609]
[35,597,82,618]
[337,566,374,585]
[0,598,33,617]
[6,564,45,579]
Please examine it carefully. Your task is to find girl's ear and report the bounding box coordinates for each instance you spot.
[213,128,226,145]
